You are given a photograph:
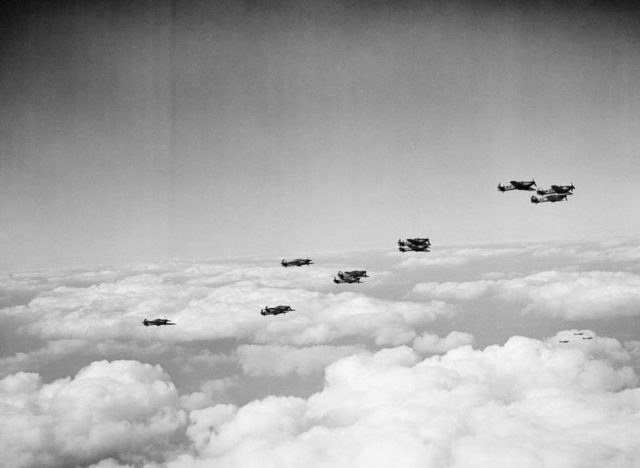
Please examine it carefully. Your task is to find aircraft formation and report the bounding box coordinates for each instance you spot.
[143,236,430,324]
[497,179,576,204]
[558,330,594,342]
[144,178,577,326]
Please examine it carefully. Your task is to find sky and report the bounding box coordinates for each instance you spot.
[2,0,640,271]
[1,238,640,467]
[2,3,640,466]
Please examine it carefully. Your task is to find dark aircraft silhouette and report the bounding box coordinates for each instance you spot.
[573,331,584,336]
[281,258,313,267]
[559,340,569,343]
[537,183,575,196]
[398,238,431,252]
[261,305,294,316]
[333,275,361,284]
[143,318,175,326]
[582,336,593,340]
[531,194,568,204]
[338,270,369,280]
[399,243,430,252]
[398,238,430,247]
[497,179,537,192]
[550,183,575,194]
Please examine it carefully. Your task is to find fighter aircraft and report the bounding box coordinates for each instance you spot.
[337,270,369,280]
[398,238,431,247]
[497,179,537,192]
[559,339,569,343]
[531,194,569,204]
[333,275,361,284]
[399,243,431,253]
[550,183,575,194]
[281,258,313,267]
[143,318,175,326]
[582,336,593,340]
[573,331,584,336]
[260,305,294,316]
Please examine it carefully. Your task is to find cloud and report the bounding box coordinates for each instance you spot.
[165,335,640,468]
[3,334,640,468]
[237,345,364,376]
[411,270,640,319]
[0,360,187,468]
[5,271,453,347]
[412,331,475,354]
[396,247,520,269]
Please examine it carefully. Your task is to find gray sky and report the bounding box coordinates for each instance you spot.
[2,0,640,271]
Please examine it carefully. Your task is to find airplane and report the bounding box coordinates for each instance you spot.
[399,243,431,253]
[143,318,175,326]
[260,305,294,316]
[573,332,584,335]
[559,340,569,343]
[333,275,361,284]
[281,258,313,267]
[582,336,593,340]
[536,188,573,196]
[550,183,575,194]
[497,179,537,192]
[338,270,369,280]
[531,194,569,204]
[398,238,431,247]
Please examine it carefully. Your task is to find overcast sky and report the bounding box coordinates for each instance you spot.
[2,0,640,271]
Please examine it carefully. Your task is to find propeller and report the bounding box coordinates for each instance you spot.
[532,178,536,187]
[571,182,575,190]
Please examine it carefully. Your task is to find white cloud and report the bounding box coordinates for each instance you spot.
[412,270,640,319]
[0,360,187,468]
[6,273,453,347]
[237,345,364,376]
[413,331,475,354]
[166,335,640,468]
[396,247,520,269]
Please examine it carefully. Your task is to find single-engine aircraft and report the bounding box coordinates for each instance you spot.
[559,340,569,343]
[531,194,568,204]
[398,238,431,247]
[338,270,369,280]
[333,275,361,284]
[550,183,575,194]
[143,318,175,326]
[281,258,313,267]
[573,331,584,335]
[537,188,573,196]
[582,336,593,340]
[497,179,537,192]
[399,243,431,252]
[261,305,294,316]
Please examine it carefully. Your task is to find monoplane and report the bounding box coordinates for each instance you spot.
[531,194,568,204]
[143,318,175,326]
[582,336,593,340]
[399,242,431,252]
[559,339,569,343]
[497,179,537,192]
[260,305,294,316]
[281,258,313,267]
[550,183,575,194]
[337,270,369,280]
[333,275,361,284]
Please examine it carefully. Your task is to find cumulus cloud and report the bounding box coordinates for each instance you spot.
[396,246,520,269]
[237,345,364,376]
[412,331,475,354]
[412,270,640,319]
[0,360,187,468]
[164,335,640,468]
